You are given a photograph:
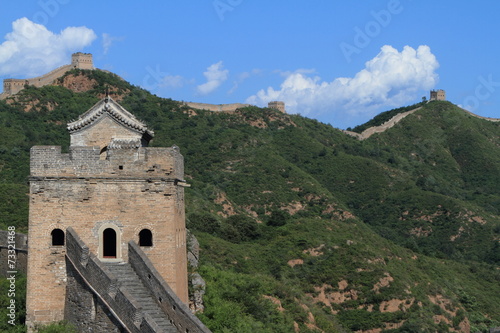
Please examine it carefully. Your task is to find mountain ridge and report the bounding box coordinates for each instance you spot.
[0,70,499,332]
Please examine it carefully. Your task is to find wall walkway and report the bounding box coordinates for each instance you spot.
[65,227,211,333]
[344,104,500,141]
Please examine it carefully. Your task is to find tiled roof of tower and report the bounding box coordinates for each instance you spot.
[67,96,154,139]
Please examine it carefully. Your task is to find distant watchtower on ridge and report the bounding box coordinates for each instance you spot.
[71,52,94,70]
[430,89,446,101]
[268,101,286,113]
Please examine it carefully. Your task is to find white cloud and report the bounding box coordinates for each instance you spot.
[196,61,228,95]
[102,33,124,55]
[0,17,96,77]
[247,45,439,128]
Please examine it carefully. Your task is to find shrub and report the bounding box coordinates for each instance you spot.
[187,213,221,235]
[35,321,77,333]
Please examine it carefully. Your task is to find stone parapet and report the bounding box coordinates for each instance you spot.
[129,241,211,333]
[183,102,251,112]
[64,227,209,332]
[65,227,154,332]
[30,145,184,181]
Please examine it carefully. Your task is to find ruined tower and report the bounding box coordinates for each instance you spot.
[268,101,286,113]
[430,89,446,101]
[26,96,189,329]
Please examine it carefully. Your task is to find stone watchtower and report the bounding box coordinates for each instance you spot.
[71,52,94,70]
[26,96,189,328]
[268,101,286,113]
[430,89,446,101]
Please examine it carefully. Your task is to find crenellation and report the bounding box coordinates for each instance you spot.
[30,145,182,179]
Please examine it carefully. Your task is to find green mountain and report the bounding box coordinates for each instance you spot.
[0,69,499,332]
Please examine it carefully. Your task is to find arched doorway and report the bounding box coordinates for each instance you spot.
[102,228,117,258]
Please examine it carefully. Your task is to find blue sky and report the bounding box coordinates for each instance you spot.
[1,1,499,129]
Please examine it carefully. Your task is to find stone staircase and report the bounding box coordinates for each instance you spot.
[65,228,211,332]
[105,262,178,333]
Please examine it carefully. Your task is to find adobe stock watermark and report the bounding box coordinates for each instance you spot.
[6,226,17,326]
[32,0,70,26]
[463,74,500,111]
[142,65,168,91]
[340,0,404,63]
[213,0,243,22]
[22,0,70,39]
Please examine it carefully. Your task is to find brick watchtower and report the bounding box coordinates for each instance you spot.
[26,96,189,330]
[268,101,286,113]
[71,52,94,70]
[430,89,446,101]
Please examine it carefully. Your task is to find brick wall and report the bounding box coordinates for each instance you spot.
[27,144,188,328]
[129,241,211,333]
[183,102,251,112]
[65,228,208,332]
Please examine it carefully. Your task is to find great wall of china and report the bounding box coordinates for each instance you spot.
[0,52,94,100]
[0,52,287,114]
[344,90,500,140]
[344,105,500,141]
[1,54,497,137]
[343,107,423,140]
[181,101,251,112]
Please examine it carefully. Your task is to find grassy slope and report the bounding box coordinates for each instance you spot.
[0,72,498,332]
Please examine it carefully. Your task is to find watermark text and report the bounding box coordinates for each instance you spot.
[213,0,243,21]
[463,74,500,110]
[340,0,404,63]
[6,226,17,326]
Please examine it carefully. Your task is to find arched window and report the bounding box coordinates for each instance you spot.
[99,146,108,160]
[102,228,117,258]
[51,228,65,246]
[139,229,153,247]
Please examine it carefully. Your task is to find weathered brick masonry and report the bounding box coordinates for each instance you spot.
[26,96,190,330]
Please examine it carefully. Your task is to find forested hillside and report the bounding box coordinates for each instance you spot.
[0,69,499,332]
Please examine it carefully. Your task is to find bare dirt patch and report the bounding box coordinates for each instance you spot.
[409,226,432,237]
[338,280,348,291]
[287,259,304,267]
[428,294,457,316]
[379,298,414,313]
[303,244,325,256]
[372,273,394,293]
[281,201,305,215]
[263,295,285,312]
[59,74,97,93]
[214,192,236,217]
